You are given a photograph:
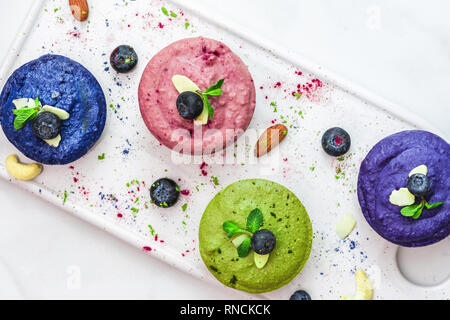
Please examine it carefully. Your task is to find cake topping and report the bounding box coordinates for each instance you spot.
[12,97,41,129]
[11,96,70,147]
[42,105,70,120]
[254,253,270,269]
[176,91,204,120]
[389,188,415,207]
[408,164,428,177]
[388,164,444,219]
[171,75,225,125]
[223,208,275,268]
[321,127,351,157]
[32,112,61,140]
[407,174,430,197]
[251,229,276,255]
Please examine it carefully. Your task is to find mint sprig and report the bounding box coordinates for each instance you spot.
[237,238,252,258]
[401,199,444,220]
[223,207,265,257]
[246,208,264,233]
[12,96,42,130]
[223,221,248,238]
[12,107,39,130]
[201,79,225,120]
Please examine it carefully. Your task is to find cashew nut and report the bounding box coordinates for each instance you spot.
[5,155,43,181]
[341,270,373,300]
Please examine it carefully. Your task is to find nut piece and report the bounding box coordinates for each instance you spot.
[172,75,201,93]
[254,252,269,269]
[409,164,428,177]
[42,105,70,120]
[336,213,356,239]
[6,155,43,181]
[231,234,249,248]
[255,124,288,157]
[69,0,89,21]
[341,270,373,300]
[389,188,415,206]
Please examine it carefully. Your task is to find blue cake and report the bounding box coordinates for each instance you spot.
[0,54,106,165]
[358,130,449,247]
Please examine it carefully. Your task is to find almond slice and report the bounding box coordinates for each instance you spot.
[341,270,373,300]
[389,188,415,206]
[255,124,288,157]
[409,165,428,177]
[69,0,89,22]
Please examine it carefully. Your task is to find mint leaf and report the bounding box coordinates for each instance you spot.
[12,107,38,130]
[203,88,222,96]
[200,79,225,121]
[203,95,214,120]
[237,237,251,257]
[204,79,224,94]
[400,202,424,218]
[246,208,264,233]
[223,221,247,238]
[34,96,41,108]
[425,202,444,209]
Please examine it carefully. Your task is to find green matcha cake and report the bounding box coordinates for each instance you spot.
[199,179,313,293]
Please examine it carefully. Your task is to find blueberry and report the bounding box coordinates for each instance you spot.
[32,112,61,140]
[150,178,180,208]
[110,45,138,73]
[407,174,430,197]
[290,290,311,300]
[176,91,204,120]
[321,127,351,157]
[251,229,276,255]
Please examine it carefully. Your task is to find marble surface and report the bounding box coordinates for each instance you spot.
[0,0,448,299]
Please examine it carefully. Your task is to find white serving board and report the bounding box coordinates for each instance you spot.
[0,0,448,299]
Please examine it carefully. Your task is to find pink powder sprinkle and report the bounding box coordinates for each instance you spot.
[274,81,282,88]
[117,213,123,218]
[180,189,190,196]
[142,246,152,252]
[73,177,79,183]
[158,22,164,29]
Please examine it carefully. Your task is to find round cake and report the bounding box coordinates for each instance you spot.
[357,130,449,247]
[138,37,256,155]
[0,54,107,165]
[199,179,313,293]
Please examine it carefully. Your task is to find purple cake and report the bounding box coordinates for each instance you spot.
[357,130,449,247]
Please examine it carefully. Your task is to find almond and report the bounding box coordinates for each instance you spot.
[255,124,288,157]
[69,0,89,21]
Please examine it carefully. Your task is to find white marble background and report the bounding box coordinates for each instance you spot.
[0,0,448,299]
